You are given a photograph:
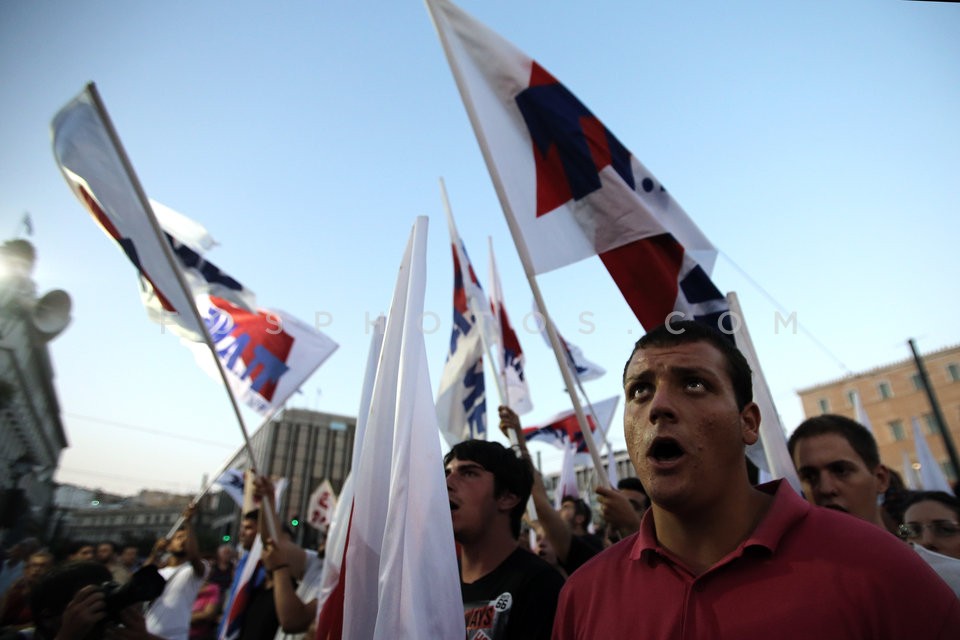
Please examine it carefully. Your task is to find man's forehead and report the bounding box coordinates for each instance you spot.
[445,458,487,472]
[628,341,725,373]
[794,435,867,467]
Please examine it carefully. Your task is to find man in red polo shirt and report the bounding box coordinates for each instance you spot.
[553,321,959,639]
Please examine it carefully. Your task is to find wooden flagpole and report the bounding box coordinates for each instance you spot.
[487,236,511,408]
[425,15,608,485]
[85,82,275,536]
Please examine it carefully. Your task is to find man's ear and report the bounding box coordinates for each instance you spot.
[740,402,761,446]
[875,463,891,495]
[496,491,520,513]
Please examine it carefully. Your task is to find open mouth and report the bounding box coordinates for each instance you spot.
[647,437,686,463]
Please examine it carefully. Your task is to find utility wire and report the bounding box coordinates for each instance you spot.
[63,412,236,449]
[56,466,201,493]
[719,251,851,374]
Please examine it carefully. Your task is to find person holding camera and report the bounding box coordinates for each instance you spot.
[29,561,165,640]
[144,504,208,640]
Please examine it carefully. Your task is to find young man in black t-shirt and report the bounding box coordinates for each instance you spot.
[445,440,565,640]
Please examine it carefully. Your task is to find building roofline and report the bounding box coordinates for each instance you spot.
[796,342,960,395]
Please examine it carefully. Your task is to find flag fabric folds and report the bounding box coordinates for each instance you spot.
[853,391,876,436]
[214,468,245,509]
[51,85,338,417]
[554,443,580,509]
[531,301,606,383]
[307,479,337,531]
[51,86,205,336]
[911,416,952,493]
[342,218,465,639]
[436,205,488,446]
[523,396,619,454]
[487,240,533,415]
[426,0,728,333]
[315,316,385,638]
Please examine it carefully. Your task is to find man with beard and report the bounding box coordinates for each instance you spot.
[553,321,959,639]
[789,413,960,597]
[145,503,208,640]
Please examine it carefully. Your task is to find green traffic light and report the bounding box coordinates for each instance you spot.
[291,519,299,527]
[222,535,231,542]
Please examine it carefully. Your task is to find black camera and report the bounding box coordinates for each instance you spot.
[100,564,167,619]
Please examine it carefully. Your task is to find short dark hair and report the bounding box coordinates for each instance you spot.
[444,440,532,539]
[561,496,592,526]
[787,414,880,469]
[617,476,646,495]
[902,490,960,521]
[64,540,92,556]
[623,320,753,410]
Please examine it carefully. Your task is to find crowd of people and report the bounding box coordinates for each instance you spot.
[3,319,960,638]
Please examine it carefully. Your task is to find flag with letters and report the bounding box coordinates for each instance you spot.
[487,241,532,415]
[436,207,488,446]
[426,0,729,332]
[51,84,338,416]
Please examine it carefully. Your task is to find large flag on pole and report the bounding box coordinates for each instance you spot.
[342,218,465,639]
[51,86,338,418]
[436,194,489,446]
[51,86,206,336]
[425,0,729,334]
[487,239,533,415]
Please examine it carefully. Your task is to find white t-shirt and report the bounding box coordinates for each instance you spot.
[145,562,209,640]
[912,543,960,598]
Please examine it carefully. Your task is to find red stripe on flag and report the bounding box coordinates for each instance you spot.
[315,506,354,640]
[598,234,684,331]
[78,183,177,312]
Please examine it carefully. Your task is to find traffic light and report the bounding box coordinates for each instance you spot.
[290,516,300,527]
[222,534,231,543]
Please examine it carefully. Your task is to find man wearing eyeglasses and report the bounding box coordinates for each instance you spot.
[789,414,960,597]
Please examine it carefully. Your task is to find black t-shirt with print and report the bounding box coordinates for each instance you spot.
[461,547,565,640]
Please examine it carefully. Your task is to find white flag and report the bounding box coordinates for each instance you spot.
[554,443,580,509]
[343,217,465,639]
[51,85,338,417]
[853,391,876,436]
[912,416,952,493]
[316,315,385,632]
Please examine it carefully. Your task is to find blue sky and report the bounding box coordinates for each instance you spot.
[2,0,958,496]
